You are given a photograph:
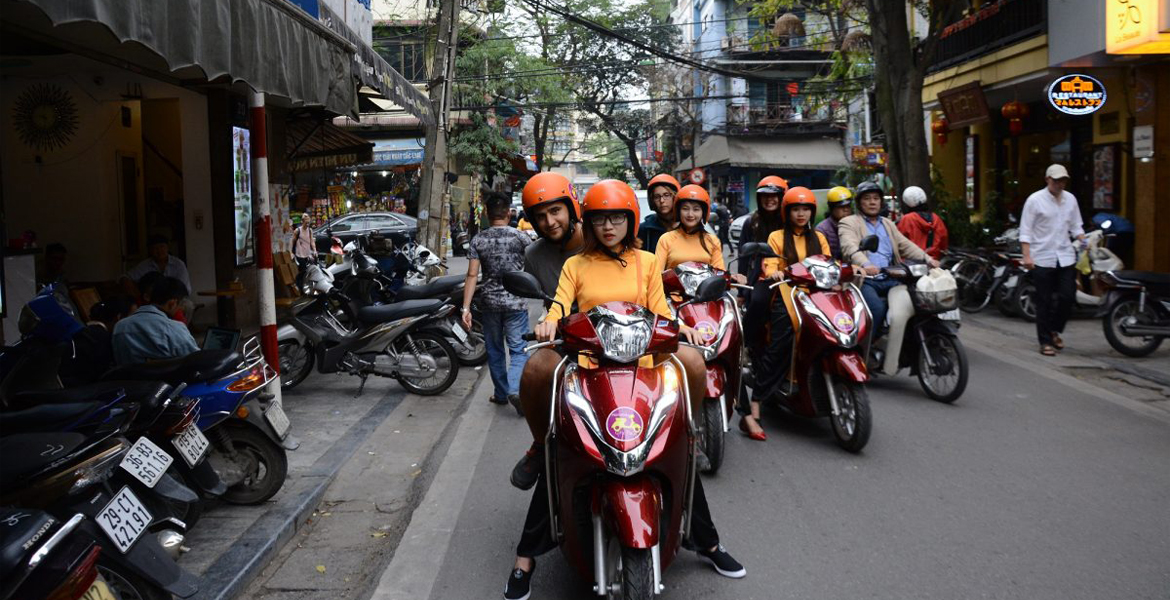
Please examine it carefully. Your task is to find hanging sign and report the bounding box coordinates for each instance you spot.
[688,168,706,185]
[1047,74,1107,116]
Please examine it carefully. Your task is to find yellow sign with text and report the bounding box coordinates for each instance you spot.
[1106,0,1170,54]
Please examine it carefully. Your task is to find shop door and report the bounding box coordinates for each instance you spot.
[117,152,143,268]
[141,100,185,261]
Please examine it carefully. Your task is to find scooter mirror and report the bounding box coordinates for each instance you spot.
[503,270,550,301]
[693,276,728,303]
[739,242,778,258]
[859,235,880,253]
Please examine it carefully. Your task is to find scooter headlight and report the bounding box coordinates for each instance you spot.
[589,306,654,363]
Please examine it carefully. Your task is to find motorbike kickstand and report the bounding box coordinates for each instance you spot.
[355,372,369,397]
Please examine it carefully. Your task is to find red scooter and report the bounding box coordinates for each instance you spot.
[662,262,742,473]
[504,271,727,600]
[742,243,873,452]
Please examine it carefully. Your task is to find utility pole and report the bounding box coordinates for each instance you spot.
[417,0,461,256]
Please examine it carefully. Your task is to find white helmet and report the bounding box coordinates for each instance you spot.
[902,186,928,208]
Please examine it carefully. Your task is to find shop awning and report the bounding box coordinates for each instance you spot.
[10,0,357,117]
[317,2,435,127]
[286,119,374,172]
[677,135,847,171]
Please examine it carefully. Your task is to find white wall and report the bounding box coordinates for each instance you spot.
[0,55,213,314]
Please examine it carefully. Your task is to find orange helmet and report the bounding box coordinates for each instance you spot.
[675,184,710,221]
[582,179,640,237]
[782,186,817,215]
[646,173,681,194]
[521,172,580,226]
[757,175,789,196]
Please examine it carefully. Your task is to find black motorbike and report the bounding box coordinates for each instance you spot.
[1099,269,1170,357]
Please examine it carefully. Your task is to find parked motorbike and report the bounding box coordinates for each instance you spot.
[1098,269,1170,357]
[661,262,742,473]
[869,262,969,403]
[502,270,727,600]
[288,263,460,396]
[0,508,110,600]
[741,243,873,453]
[953,250,1020,314]
[1011,226,1125,322]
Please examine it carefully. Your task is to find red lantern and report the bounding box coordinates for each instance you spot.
[932,117,949,146]
[1001,100,1030,136]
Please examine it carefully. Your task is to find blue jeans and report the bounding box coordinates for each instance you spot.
[861,278,900,336]
[481,309,530,399]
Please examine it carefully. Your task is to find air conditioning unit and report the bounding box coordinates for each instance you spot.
[721,37,734,51]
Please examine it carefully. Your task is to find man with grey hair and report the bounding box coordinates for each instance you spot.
[1019,164,1086,356]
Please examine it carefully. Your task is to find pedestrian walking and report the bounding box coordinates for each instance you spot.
[461,191,532,411]
[292,213,316,287]
[1019,164,1085,356]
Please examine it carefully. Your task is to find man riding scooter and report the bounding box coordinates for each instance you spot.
[839,182,938,338]
[503,175,744,600]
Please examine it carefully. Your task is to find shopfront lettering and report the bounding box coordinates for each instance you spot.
[290,153,361,172]
[1047,74,1108,116]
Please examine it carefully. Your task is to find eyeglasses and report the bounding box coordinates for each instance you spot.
[651,193,674,201]
[589,213,628,226]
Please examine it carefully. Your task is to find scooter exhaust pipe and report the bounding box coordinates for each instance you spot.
[1120,325,1170,336]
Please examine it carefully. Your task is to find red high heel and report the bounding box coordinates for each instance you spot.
[738,417,767,441]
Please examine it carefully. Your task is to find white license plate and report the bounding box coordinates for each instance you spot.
[82,576,117,600]
[265,401,291,439]
[450,322,468,343]
[119,437,173,489]
[172,422,210,468]
[1005,275,1019,288]
[95,487,152,554]
[993,265,1006,277]
[939,308,962,321]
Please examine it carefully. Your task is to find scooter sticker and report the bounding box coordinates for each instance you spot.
[694,320,718,343]
[833,312,855,333]
[605,407,644,442]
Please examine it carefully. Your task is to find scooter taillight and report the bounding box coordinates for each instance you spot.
[165,400,200,436]
[227,366,267,392]
[44,544,100,600]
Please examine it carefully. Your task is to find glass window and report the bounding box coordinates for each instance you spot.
[367,215,403,229]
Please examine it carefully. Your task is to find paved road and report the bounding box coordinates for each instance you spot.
[401,340,1170,600]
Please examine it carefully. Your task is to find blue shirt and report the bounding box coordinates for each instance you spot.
[864,217,895,271]
[112,305,200,365]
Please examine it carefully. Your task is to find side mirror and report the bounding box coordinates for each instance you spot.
[859,235,879,253]
[693,276,728,303]
[739,242,778,258]
[503,271,550,301]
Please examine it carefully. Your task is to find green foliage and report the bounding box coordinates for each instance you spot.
[449,112,519,178]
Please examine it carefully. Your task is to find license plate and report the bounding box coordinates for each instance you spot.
[1005,275,1019,288]
[119,437,173,489]
[265,401,291,439]
[95,487,152,554]
[993,265,1006,277]
[172,422,210,468]
[939,308,961,321]
[450,322,468,343]
[82,577,117,600]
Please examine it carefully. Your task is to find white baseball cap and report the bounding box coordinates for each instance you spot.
[902,186,927,208]
[1045,164,1070,180]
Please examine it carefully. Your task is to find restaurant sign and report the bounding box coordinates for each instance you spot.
[289,152,364,172]
[1047,74,1107,116]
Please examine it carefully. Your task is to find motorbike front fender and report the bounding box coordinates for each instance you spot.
[151,470,200,504]
[600,477,660,549]
[1094,290,1125,318]
[823,351,868,384]
[704,364,726,399]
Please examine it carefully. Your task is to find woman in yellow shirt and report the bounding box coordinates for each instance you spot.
[532,179,747,578]
[655,184,725,271]
[742,187,831,439]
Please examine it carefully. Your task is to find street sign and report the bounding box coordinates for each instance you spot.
[688,168,705,184]
[1134,125,1155,158]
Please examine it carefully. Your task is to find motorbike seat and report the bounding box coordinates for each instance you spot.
[357,299,444,325]
[1112,270,1170,290]
[102,350,243,385]
[0,402,110,434]
[0,507,60,577]
[394,275,464,300]
[9,381,172,413]
[0,433,87,485]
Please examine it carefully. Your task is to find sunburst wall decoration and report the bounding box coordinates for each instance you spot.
[12,83,80,153]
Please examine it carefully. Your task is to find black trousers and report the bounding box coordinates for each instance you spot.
[744,283,792,404]
[516,474,719,558]
[1032,265,1076,346]
[294,256,314,288]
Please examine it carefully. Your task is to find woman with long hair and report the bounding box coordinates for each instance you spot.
[655,184,743,276]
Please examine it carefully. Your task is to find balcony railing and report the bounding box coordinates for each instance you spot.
[725,102,843,134]
[928,0,1046,73]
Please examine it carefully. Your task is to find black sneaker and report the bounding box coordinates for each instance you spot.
[489,395,508,405]
[503,564,534,600]
[510,445,543,490]
[508,394,524,417]
[697,544,746,578]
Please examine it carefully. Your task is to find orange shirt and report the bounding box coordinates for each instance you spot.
[545,249,672,322]
[654,229,725,272]
[761,228,831,277]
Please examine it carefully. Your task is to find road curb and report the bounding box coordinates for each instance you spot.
[191,370,484,600]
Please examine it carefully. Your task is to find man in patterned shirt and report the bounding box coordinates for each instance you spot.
[462,192,532,410]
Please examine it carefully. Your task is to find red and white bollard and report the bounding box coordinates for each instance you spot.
[250,91,283,402]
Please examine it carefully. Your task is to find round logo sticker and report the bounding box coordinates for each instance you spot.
[1047,74,1107,116]
[833,312,855,333]
[695,321,718,343]
[605,407,645,442]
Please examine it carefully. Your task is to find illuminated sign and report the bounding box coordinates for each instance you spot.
[1106,0,1170,54]
[1047,74,1107,116]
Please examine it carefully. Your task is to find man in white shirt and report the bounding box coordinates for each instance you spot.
[1019,164,1085,356]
